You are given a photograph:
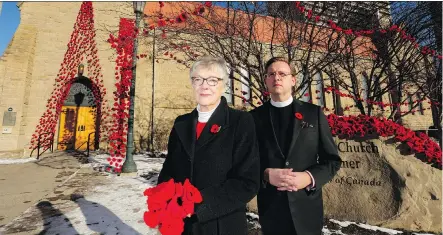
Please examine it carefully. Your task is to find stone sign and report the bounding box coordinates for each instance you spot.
[323,138,442,233]
[2,111,16,126]
[323,139,401,222]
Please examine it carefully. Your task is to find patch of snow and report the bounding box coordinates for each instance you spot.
[88,154,165,176]
[329,219,404,235]
[357,223,404,234]
[246,212,259,220]
[0,158,37,165]
[322,228,346,235]
[329,219,353,227]
[246,212,261,230]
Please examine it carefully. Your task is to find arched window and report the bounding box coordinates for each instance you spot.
[407,93,414,114]
[224,64,234,104]
[240,67,250,105]
[297,69,311,103]
[314,72,326,107]
[416,93,424,115]
[361,74,368,104]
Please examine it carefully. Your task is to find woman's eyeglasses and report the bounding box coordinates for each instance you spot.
[191,76,223,86]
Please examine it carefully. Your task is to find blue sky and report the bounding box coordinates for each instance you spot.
[0,2,20,57]
[0,1,255,58]
[0,1,245,57]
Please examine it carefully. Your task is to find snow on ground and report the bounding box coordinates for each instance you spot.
[0,157,37,165]
[327,219,404,234]
[324,219,437,235]
[322,227,346,235]
[37,153,165,235]
[4,153,437,235]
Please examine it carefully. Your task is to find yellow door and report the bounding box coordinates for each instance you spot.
[58,106,96,151]
[74,106,96,151]
[58,106,76,150]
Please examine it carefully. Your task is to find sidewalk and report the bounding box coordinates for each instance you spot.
[0,153,156,235]
[0,151,106,234]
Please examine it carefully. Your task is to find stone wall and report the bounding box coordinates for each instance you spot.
[0,2,131,157]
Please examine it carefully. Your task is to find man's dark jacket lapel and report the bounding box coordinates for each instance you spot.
[286,100,306,159]
[263,99,305,159]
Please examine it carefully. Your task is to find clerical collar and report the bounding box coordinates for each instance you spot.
[270,96,293,108]
[197,100,220,122]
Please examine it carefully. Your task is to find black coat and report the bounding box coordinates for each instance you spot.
[158,97,260,235]
[250,100,341,235]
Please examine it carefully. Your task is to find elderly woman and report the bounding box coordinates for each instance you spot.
[157,56,260,235]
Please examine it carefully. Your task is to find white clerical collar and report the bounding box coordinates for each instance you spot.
[270,96,293,108]
[197,100,221,123]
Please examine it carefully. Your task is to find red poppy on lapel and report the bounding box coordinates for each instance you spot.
[210,124,221,134]
[295,112,303,120]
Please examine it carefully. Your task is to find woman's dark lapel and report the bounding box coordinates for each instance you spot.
[173,96,230,161]
[195,97,230,152]
[174,110,197,161]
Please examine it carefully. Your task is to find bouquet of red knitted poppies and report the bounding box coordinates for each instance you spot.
[143,178,202,235]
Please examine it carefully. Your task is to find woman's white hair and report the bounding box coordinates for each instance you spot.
[190,56,229,85]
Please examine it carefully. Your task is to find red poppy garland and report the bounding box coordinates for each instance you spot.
[323,86,440,113]
[106,18,137,171]
[144,179,203,235]
[326,113,442,167]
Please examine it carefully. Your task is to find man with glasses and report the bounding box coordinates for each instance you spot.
[250,57,341,235]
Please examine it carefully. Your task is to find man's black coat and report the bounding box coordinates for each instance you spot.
[158,97,260,235]
[250,100,341,235]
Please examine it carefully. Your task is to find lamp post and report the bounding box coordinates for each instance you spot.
[122,1,146,173]
[149,28,155,152]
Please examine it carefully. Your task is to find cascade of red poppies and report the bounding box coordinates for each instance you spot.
[29,1,110,151]
[320,86,439,114]
[106,18,137,170]
[326,113,442,168]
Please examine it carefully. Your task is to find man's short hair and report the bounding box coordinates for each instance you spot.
[264,57,297,76]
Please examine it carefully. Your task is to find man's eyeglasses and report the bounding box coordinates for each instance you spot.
[265,71,292,79]
[191,76,223,86]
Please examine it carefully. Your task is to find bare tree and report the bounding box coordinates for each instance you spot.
[142,2,346,107]
[323,23,434,119]
[140,1,440,126]
[391,1,442,141]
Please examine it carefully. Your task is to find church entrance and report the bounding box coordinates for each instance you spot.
[57,77,99,151]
